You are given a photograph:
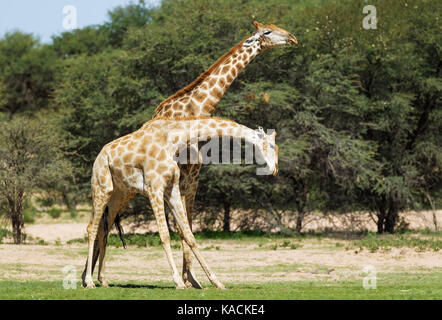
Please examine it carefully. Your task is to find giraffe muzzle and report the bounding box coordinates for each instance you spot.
[273,163,278,176]
[288,34,298,46]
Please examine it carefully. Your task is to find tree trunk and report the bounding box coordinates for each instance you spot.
[424,191,438,232]
[296,211,304,233]
[223,202,230,233]
[377,212,385,234]
[376,197,387,234]
[9,200,24,244]
[289,177,308,234]
[295,197,306,233]
[376,196,399,234]
[385,205,398,234]
[295,182,307,234]
[61,191,76,211]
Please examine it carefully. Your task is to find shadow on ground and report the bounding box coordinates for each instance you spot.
[108,283,175,289]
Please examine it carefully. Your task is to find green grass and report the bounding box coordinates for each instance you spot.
[0,272,440,300]
[355,232,442,253]
[66,230,442,252]
[67,230,296,247]
[1,230,441,299]
[0,228,13,243]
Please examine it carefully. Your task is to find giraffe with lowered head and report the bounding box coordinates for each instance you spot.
[82,117,278,289]
[84,21,297,289]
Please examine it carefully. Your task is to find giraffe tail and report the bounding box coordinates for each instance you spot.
[102,206,109,245]
[100,206,126,249]
[114,214,127,249]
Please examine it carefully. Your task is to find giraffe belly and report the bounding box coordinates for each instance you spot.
[112,166,145,193]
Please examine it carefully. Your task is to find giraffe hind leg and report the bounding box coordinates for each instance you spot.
[96,191,134,287]
[81,209,107,284]
[83,195,111,288]
[165,194,202,290]
[83,158,113,289]
[179,163,203,288]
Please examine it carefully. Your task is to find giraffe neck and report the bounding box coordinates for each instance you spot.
[154,37,262,119]
[173,118,261,148]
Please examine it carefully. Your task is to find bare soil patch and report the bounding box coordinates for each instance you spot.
[0,238,440,285]
[1,210,440,286]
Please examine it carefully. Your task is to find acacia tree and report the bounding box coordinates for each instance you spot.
[0,117,70,244]
[52,26,111,57]
[0,32,57,115]
[104,0,153,47]
[348,1,442,233]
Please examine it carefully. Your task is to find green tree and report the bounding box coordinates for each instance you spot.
[52,26,111,57]
[55,50,160,193]
[0,32,58,115]
[0,117,71,244]
[344,0,442,233]
[52,0,441,234]
[104,0,154,47]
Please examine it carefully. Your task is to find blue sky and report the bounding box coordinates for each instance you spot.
[0,0,160,43]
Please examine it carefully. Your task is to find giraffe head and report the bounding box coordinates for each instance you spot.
[246,21,298,50]
[256,128,279,176]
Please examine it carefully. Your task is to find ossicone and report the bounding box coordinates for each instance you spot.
[252,20,265,30]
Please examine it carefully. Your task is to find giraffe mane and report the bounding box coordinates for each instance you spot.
[140,116,235,129]
[154,37,249,116]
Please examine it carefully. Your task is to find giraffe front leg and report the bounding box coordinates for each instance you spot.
[181,195,202,289]
[147,188,186,290]
[169,181,225,290]
[174,198,202,289]
[181,236,202,289]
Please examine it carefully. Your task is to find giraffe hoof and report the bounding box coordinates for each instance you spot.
[85,282,96,289]
[100,280,109,288]
[184,280,202,289]
[185,271,203,289]
[214,281,226,290]
[173,272,186,289]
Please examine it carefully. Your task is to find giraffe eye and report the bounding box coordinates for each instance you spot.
[264,31,272,35]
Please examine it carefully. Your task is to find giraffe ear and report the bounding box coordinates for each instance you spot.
[252,21,265,30]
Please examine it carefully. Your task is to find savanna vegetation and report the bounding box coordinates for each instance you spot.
[1,230,441,299]
[0,0,441,244]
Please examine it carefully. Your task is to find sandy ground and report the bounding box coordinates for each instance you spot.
[0,240,440,284]
[0,211,440,286]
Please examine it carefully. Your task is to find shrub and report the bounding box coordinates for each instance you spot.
[47,208,63,219]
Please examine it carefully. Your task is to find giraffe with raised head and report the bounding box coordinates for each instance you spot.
[85,20,296,289]
[82,117,278,289]
[153,21,298,119]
